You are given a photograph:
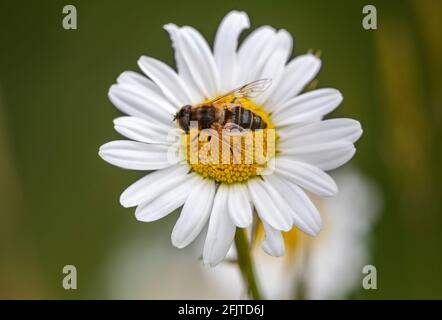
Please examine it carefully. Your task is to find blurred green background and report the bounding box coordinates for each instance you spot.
[0,0,441,299]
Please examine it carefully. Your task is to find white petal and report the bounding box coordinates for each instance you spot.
[279,119,363,145]
[175,26,220,99]
[247,178,292,231]
[203,184,237,266]
[135,174,200,222]
[98,140,178,171]
[239,29,292,85]
[108,85,175,125]
[116,71,174,113]
[261,222,285,257]
[213,11,250,92]
[265,54,321,110]
[272,89,343,126]
[279,142,356,171]
[164,24,204,104]
[273,29,293,62]
[138,56,192,106]
[264,174,321,235]
[275,158,338,197]
[237,26,276,84]
[116,71,164,96]
[119,164,189,207]
[227,184,253,228]
[171,178,216,248]
[113,116,177,144]
[254,49,288,105]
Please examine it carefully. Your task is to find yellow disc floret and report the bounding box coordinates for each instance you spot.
[181,95,277,184]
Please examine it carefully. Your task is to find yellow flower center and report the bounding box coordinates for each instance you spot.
[181,95,277,184]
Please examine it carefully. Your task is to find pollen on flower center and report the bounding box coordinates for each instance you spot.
[181,95,277,184]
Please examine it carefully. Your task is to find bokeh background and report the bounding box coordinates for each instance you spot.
[0,0,441,299]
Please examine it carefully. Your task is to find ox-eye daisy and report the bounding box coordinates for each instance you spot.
[99,11,362,267]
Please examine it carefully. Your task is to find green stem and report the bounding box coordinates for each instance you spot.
[234,228,263,300]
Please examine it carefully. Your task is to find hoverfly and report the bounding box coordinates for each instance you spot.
[174,79,272,134]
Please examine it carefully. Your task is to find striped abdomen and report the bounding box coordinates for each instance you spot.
[226,106,267,130]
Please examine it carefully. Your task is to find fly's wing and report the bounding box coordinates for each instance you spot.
[208,79,272,105]
[219,132,242,164]
[220,122,251,164]
[223,122,246,132]
[192,128,242,164]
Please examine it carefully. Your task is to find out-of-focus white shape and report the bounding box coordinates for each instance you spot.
[201,168,381,300]
[300,168,381,299]
[102,228,243,299]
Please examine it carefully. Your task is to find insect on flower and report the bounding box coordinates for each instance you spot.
[174,79,271,133]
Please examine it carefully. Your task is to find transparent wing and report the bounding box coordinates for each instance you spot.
[192,128,243,164]
[221,122,249,164]
[209,78,272,104]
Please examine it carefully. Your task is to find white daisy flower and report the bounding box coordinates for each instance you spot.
[99,10,362,266]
